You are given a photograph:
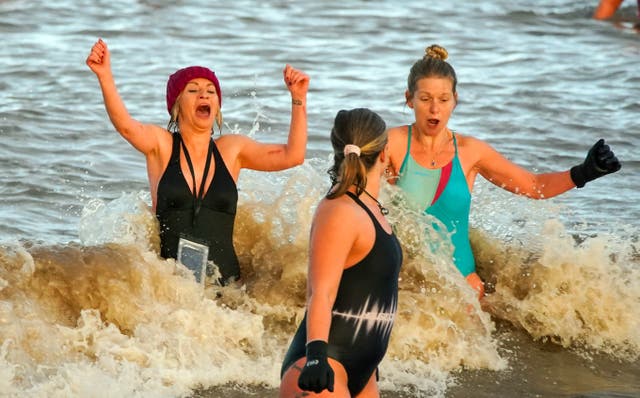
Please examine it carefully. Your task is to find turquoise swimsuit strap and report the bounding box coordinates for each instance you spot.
[398,125,412,175]
[451,131,459,155]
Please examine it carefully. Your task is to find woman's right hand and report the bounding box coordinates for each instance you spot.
[86,38,111,77]
[297,340,334,393]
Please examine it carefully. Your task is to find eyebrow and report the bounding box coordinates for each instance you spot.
[417,91,451,97]
[186,81,215,88]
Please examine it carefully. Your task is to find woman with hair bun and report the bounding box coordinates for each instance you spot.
[279,108,403,397]
[387,44,621,299]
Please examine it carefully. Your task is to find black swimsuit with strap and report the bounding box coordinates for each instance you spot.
[281,191,403,395]
[156,133,240,283]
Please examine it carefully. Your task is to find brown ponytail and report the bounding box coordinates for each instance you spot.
[327,108,387,199]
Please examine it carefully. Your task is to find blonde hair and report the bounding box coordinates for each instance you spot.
[327,108,387,199]
[407,44,457,97]
[425,44,448,61]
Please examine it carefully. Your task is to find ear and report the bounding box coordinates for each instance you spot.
[405,90,413,109]
[453,92,458,109]
[379,143,390,164]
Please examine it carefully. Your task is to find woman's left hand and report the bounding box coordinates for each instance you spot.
[283,64,309,102]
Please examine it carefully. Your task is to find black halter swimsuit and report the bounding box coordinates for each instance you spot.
[156,133,240,284]
[281,191,403,395]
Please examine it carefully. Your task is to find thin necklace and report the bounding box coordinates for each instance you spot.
[430,132,452,167]
[360,188,389,215]
[414,125,452,167]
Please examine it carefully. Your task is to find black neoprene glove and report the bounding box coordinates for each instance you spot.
[570,139,621,188]
[297,340,334,393]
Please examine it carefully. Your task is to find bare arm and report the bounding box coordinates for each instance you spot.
[305,199,357,343]
[593,0,625,19]
[472,137,575,199]
[237,64,309,171]
[86,39,165,156]
[471,137,621,198]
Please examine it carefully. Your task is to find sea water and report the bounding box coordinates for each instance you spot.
[0,1,638,397]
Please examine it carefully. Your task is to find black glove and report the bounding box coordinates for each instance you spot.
[297,340,334,393]
[570,139,621,188]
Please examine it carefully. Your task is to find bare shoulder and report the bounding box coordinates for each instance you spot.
[212,133,252,155]
[454,132,508,173]
[386,125,410,170]
[454,132,493,152]
[151,124,172,140]
[313,195,367,230]
[148,125,173,155]
[387,125,409,143]
[214,133,251,146]
[315,195,355,217]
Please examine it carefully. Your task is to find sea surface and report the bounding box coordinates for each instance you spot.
[0,1,638,397]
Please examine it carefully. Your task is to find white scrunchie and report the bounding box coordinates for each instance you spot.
[343,144,361,157]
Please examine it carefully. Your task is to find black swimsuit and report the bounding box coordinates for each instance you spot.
[156,133,240,283]
[281,192,403,396]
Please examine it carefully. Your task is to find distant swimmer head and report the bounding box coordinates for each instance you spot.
[327,108,387,198]
[406,44,458,100]
[166,66,223,133]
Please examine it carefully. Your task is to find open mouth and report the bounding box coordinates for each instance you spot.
[196,104,211,118]
[427,118,439,126]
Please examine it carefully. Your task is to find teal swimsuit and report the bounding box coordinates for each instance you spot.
[396,125,475,276]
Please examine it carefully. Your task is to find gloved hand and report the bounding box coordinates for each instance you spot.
[297,340,334,393]
[570,139,621,188]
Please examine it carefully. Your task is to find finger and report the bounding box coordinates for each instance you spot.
[284,68,294,85]
[290,72,309,85]
[311,379,320,393]
[90,47,103,60]
[328,371,334,392]
[287,73,300,84]
[605,156,620,170]
[598,151,614,162]
[596,144,611,156]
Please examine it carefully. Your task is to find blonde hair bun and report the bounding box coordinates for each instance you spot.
[424,44,448,61]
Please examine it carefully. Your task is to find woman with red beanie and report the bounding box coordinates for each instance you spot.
[86,38,309,285]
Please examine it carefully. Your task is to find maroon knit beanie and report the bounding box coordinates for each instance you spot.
[166,66,221,114]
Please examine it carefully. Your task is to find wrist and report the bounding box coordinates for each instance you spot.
[305,340,328,359]
[292,98,304,106]
[570,165,586,188]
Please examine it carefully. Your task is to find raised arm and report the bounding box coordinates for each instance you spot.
[236,64,309,171]
[86,39,165,156]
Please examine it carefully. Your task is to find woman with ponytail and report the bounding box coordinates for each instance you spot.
[279,108,403,397]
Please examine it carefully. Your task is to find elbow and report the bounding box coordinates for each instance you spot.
[286,149,306,167]
[117,126,136,141]
[291,154,305,167]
